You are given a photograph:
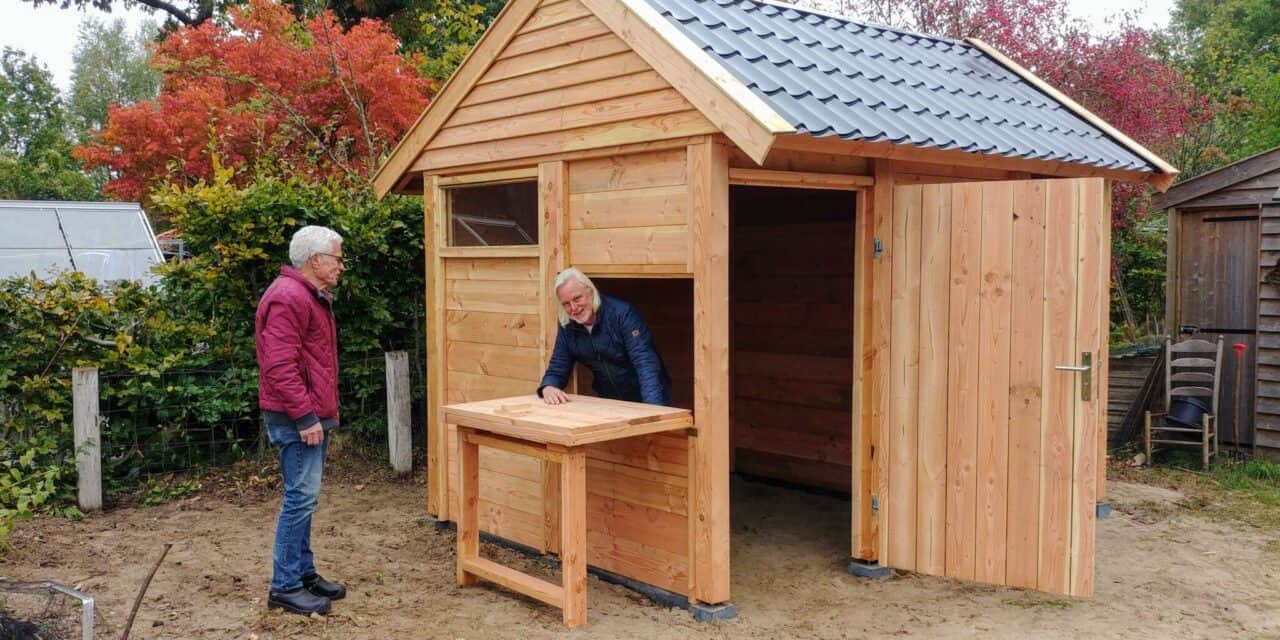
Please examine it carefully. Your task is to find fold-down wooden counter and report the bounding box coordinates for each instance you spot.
[441,394,693,628]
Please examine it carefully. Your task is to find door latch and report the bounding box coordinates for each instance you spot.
[1054,351,1093,401]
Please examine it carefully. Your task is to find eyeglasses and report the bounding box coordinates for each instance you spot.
[318,253,349,266]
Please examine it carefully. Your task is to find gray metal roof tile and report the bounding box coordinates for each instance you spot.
[643,0,1156,173]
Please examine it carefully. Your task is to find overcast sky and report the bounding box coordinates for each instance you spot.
[3,0,1179,93]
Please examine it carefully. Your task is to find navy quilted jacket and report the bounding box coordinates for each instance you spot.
[537,295,671,406]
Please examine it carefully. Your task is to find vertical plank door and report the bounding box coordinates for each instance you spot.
[881,178,1105,596]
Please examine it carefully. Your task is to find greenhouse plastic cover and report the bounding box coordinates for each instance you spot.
[0,200,164,284]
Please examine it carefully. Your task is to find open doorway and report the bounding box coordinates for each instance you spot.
[728,184,858,572]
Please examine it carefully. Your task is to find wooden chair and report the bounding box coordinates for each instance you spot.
[1144,336,1224,467]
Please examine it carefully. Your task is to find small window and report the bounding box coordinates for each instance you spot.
[446,181,538,247]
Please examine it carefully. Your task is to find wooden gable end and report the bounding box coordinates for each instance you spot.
[409,0,718,173]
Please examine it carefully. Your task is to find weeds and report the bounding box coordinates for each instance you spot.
[1112,450,1280,531]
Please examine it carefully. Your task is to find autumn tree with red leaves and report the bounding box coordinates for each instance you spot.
[76,0,431,201]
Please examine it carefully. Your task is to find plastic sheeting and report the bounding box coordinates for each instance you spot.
[0,201,164,284]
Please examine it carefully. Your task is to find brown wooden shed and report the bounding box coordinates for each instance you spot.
[1157,146,1280,451]
[374,0,1177,609]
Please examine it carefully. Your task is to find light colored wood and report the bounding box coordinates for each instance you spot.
[452,71,673,129]
[446,341,542,382]
[438,246,541,259]
[444,258,538,281]
[521,0,593,33]
[372,0,542,197]
[915,184,951,575]
[569,225,689,266]
[464,429,565,462]
[438,167,540,186]
[772,134,1173,191]
[964,38,1178,183]
[431,88,694,151]
[414,110,719,173]
[478,33,631,86]
[728,168,874,190]
[446,310,541,348]
[888,176,922,571]
[852,187,876,560]
[581,0,792,164]
[1005,181,1047,589]
[446,370,540,403]
[561,449,588,628]
[689,139,731,604]
[944,181,982,581]
[386,351,413,474]
[871,160,894,564]
[1070,178,1104,597]
[569,184,689,229]
[1039,178,1079,594]
[426,177,448,519]
[431,137,701,178]
[465,51,653,108]
[975,181,1013,585]
[457,428,481,586]
[73,367,101,512]
[447,278,540,314]
[500,15,612,60]
[576,264,690,276]
[442,394,692,446]
[570,147,688,194]
[587,457,688,514]
[460,556,566,608]
[540,160,569,553]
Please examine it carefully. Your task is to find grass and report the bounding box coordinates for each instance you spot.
[1111,451,1280,531]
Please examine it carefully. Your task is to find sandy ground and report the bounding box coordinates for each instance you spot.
[4,460,1280,640]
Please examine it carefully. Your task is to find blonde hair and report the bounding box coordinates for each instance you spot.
[554,267,601,327]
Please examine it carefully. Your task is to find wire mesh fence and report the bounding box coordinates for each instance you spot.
[0,581,95,640]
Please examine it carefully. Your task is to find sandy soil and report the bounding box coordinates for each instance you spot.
[4,459,1280,640]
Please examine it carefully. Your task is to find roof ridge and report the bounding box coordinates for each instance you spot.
[742,0,973,48]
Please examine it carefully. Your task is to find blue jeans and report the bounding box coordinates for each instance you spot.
[266,420,329,592]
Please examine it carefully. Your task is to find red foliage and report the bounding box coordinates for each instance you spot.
[76,0,431,201]
[901,0,1210,225]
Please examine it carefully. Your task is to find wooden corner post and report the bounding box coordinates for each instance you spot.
[540,160,569,554]
[425,175,447,519]
[690,138,731,604]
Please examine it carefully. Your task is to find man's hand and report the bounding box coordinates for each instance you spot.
[299,423,325,446]
[542,387,571,405]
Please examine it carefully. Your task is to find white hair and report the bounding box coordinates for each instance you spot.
[289,226,343,268]
[554,267,601,327]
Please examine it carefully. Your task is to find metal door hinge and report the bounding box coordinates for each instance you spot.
[685,427,699,437]
[873,237,883,260]
[870,494,880,514]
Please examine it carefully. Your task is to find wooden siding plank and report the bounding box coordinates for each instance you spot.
[450,71,671,129]
[1006,181,1047,589]
[464,51,654,107]
[446,278,540,314]
[916,183,951,575]
[1039,179,1078,594]
[569,226,690,265]
[414,111,719,173]
[520,0,594,32]
[444,258,539,281]
[500,15,612,59]
[446,310,541,348]
[481,33,631,85]
[569,184,690,229]
[945,181,982,581]
[871,161,894,564]
[426,177,446,518]
[975,181,1013,585]
[569,148,688,194]
[888,184,922,571]
[539,160,569,553]
[446,342,543,380]
[1070,179,1103,597]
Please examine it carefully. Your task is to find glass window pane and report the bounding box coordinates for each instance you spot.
[0,207,66,249]
[447,182,538,247]
[58,207,157,249]
[71,249,162,283]
[0,249,72,279]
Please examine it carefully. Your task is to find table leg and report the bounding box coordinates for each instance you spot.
[457,427,480,586]
[560,448,587,628]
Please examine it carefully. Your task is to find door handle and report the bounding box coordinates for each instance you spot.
[1054,352,1093,401]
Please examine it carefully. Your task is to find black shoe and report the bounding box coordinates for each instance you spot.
[302,573,346,600]
[267,587,331,615]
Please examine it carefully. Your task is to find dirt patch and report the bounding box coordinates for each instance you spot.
[4,471,1280,639]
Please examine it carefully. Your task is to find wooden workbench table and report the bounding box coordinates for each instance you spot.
[441,394,693,628]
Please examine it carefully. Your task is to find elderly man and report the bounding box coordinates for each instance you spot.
[538,267,671,406]
[256,225,348,616]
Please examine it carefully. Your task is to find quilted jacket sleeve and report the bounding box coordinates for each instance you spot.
[619,304,668,406]
[538,324,575,396]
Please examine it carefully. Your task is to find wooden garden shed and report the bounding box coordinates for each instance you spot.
[373,0,1178,609]
[1157,145,1280,451]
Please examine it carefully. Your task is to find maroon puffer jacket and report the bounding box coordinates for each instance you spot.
[255,265,340,430]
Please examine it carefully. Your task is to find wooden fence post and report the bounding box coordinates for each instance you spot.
[386,351,412,474]
[73,367,102,512]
